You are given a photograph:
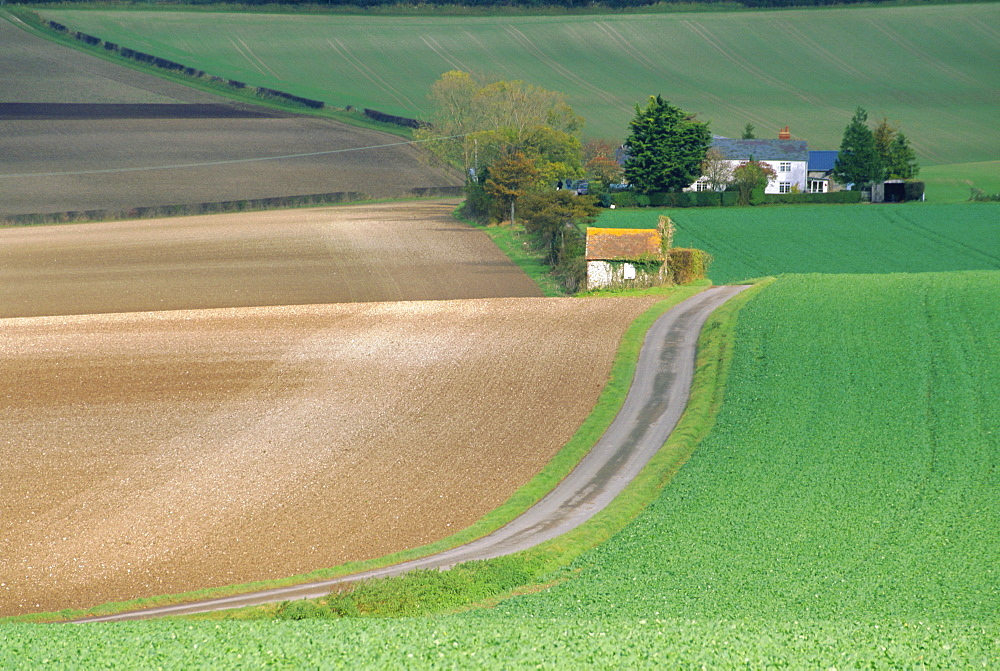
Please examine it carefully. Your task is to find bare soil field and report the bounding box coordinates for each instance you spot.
[0,200,542,318]
[0,19,461,216]
[0,295,656,616]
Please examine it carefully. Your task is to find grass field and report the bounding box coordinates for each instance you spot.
[598,202,1000,284]
[36,3,1000,167]
[922,161,1000,203]
[6,271,997,666]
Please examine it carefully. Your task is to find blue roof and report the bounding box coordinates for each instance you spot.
[809,150,839,171]
[712,138,809,162]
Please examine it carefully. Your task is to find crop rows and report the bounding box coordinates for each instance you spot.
[4,615,996,668]
[598,203,1000,284]
[493,272,999,632]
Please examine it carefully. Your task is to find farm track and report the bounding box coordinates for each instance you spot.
[70,285,748,623]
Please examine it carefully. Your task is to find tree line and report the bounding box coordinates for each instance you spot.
[419,72,920,292]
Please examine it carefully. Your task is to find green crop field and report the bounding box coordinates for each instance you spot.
[35,3,1000,167]
[6,271,998,666]
[599,202,1000,283]
[922,161,1000,203]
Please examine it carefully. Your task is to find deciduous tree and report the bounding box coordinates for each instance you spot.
[873,117,919,179]
[731,159,777,205]
[520,190,599,265]
[583,139,624,185]
[484,151,541,224]
[623,96,711,194]
[701,147,734,192]
[416,71,583,180]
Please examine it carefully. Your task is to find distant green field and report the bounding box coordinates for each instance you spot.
[598,202,1000,283]
[922,161,1000,203]
[6,271,998,667]
[38,4,1000,166]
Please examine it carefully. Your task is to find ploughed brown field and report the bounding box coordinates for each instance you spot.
[1,297,656,616]
[0,200,543,318]
[0,19,461,216]
[0,19,652,618]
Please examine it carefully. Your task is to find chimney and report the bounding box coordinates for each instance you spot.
[778,126,791,140]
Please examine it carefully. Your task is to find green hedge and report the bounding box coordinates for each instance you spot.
[759,190,863,205]
[609,189,864,209]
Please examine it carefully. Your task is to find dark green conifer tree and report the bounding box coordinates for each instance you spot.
[623,96,711,195]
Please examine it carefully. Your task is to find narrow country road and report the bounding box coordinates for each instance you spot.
[75,285,750,623]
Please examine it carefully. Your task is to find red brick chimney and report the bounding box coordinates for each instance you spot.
[778,126,791,140]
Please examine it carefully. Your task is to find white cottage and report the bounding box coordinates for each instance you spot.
[689,135,810,194]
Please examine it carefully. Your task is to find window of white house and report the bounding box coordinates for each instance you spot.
[779,162,792,173]
[808,180,827,193]
[779,182,792,194]
[695,180,710,192]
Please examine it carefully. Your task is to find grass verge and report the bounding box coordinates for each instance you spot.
[452,207,566,297]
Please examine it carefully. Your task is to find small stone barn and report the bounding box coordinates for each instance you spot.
[585,227,665,291]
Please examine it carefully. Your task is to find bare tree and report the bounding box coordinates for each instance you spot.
[701,147,733,192]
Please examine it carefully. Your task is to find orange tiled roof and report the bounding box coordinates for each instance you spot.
[585,227,663,261]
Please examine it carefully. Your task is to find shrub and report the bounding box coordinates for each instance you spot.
[363,108,421,128]
[611,191,639,209]
[667,248,712,285]
[635,194,651,208]
[722,190,739,207]
[969,188,1000,202]
[904,181,925,202]
[696,191,721,207]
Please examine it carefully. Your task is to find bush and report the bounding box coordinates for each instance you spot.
[667,248,713,285]
[904,181,925,202]
[635,194,651,208]
[969,188,1000,202]
[722,191,739,207]
[611,191,639,208]
[364,108,421,128]
[758,191,864,205]
[696,191,722,207]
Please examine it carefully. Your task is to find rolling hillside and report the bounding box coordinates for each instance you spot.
[36,4,1000,166]
[6,271,997,666]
